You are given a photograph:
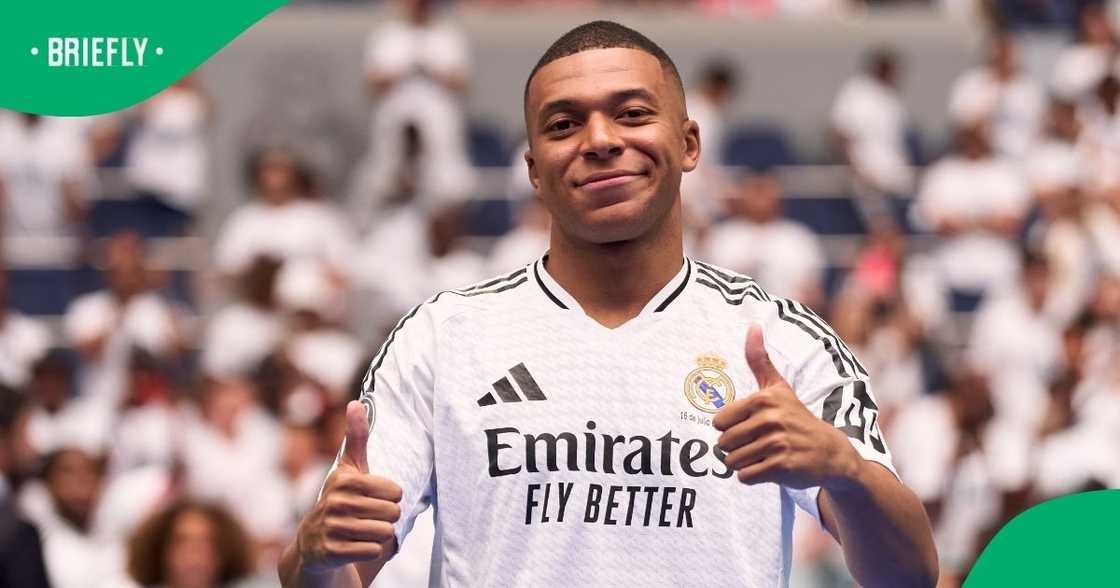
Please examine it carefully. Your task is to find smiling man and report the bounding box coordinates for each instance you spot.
[280,21,938,587]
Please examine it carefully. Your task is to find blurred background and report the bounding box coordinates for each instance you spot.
[1,0,1119,586]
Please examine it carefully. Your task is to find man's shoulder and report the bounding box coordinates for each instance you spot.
[689,259,853,371]
[689,258,776,312]
[403,264,536,326]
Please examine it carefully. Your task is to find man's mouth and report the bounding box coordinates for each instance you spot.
[577,170,645,190]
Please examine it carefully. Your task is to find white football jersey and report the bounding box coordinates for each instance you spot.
[347,256,896,587]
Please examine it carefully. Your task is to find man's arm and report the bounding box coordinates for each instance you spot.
[819,460,939,588]
[278,401,403,588]
[714,325,938,588]
[278,536,396,588]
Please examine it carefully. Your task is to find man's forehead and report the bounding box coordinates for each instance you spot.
[527,48,670,110]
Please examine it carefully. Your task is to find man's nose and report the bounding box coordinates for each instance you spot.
[581,113,623,160]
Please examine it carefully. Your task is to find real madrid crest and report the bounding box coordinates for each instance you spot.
[684,353,736,413]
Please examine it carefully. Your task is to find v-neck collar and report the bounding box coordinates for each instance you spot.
[533,254,693,322]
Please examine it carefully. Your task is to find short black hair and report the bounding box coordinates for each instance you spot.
[523,20,683,109]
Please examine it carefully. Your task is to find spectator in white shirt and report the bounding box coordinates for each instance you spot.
[214,147,355,278]
[949,34,1045,161]
[124,75,210,233]
[487,140,550,275]
[354,171,486,329]
[1033,313,1120,499]
[64,233,183,365]
[1086,183,1120,274]
[355,0,475,216]
[915,121,1031,296]
[0,113,92,240]
[0,270,51,389]
[682,61,737,224]
[1026,143,1096,327]
[968,250,1063,432]
[21,447,128,588]
[201,256,285,380]
[1050,3,1118,101]
[1079,75,1120,191]
[890,371,1030,581]
[703,173,825,307]
[62,233,183,444]
[831,48,914,195]
[179,378,285,546]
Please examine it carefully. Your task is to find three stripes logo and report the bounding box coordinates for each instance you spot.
[477,363,547,406]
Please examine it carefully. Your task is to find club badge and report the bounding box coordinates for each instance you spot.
[684,353,736,413]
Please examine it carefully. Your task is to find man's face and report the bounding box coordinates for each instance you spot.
[525,48,699,245]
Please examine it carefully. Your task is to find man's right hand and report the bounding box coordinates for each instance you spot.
[295,400,404,575]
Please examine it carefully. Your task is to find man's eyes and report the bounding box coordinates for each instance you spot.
[620,108,652,119]
[547,119,577,133]
[544,108,652,134]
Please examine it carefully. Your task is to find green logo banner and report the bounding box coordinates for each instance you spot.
[966,489,1120,586]
[0,0,287,115]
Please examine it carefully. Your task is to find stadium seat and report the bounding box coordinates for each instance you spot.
[462,198,513,237]
[904,126,927,167]
[468,123,509,167]
[823,265,849,299]
[722,124,797,170]
[782,196,865,235]
[949,288,985,314]
[89,196,192,238]
[6,268,196,316]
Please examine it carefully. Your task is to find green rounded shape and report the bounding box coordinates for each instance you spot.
[965,489,1120,587]
[0,0,286,115]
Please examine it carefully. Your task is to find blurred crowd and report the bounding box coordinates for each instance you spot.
[1,1,1119,587]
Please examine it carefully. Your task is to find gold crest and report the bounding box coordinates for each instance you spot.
[684,353,736,414]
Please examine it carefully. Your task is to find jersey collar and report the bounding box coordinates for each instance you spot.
[533,254,693,317]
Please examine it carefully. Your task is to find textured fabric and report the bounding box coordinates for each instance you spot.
[342,257,896,587]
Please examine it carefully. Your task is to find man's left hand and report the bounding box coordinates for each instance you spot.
[713,324,862,491]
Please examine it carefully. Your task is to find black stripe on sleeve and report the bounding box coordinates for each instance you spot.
[695,278,749,305]
[694,266,768,301]
[694,261,753,284]
[789,301,870,377]
[533,260,569,309]
[654,259,691,312]
[461,267,528,292]
[784,301,857,381]
[773,299,850,379]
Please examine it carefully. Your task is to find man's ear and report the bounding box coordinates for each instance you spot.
[681,119,701,173]
[525,147,541,191]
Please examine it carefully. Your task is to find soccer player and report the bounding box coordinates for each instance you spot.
[279,21,938,587]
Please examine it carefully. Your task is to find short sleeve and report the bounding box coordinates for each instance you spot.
[767,298,898,479]
[767,298,899,528]
[326,303,438,547]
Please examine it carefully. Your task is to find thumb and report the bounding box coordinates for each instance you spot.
[341,400,370,473]
[746,324,784,389]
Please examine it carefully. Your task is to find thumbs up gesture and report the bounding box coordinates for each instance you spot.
[295,400,404,574]
[712,325,861,490]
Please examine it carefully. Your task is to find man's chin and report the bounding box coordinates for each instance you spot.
[573,209,652,244]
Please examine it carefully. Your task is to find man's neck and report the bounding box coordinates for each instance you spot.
[545,215,684,329]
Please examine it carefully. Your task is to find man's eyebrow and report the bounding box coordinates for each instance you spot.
[536,88,660,124]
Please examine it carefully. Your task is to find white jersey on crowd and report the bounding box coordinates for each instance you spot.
[338,256,897,587]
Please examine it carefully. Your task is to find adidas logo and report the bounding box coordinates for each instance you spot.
[477,363,547,406]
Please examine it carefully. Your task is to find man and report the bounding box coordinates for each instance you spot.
[280,21,937,587]
[948,34,1044,161]
[830,48,914,196]
[702,173,825,308]
[680,60,737,224]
